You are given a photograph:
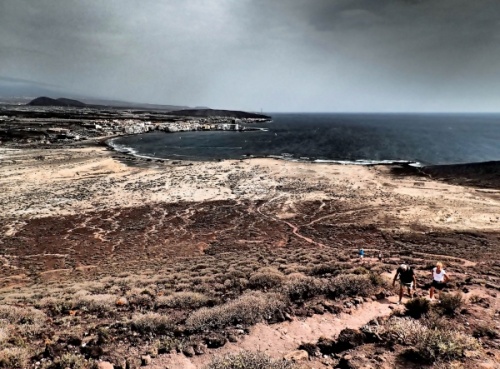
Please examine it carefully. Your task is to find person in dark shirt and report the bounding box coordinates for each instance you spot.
[392,263,417,305]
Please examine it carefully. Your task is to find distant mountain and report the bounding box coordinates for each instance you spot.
[169,109,271,119]
[78,98,189,111]
[26,96,190,111]
[28,97,86,107]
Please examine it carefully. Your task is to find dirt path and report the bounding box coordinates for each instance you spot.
[146,300,395,369]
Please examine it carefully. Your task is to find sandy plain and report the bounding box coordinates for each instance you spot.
[0,146,499,368]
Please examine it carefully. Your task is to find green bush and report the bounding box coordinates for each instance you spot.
[309,263,343,276]
[437,293,464,316]
[327,274,374,299]
[404,298,431,319]
[282,275,327,301]
[473,324,499,339]
[186,292,288,332]
[205,351,296,369]
[248,269,285,290]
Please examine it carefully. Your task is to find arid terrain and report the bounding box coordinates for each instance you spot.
[0,146,499,369]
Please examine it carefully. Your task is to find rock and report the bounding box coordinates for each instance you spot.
[65,335,83,347]
[334,328,366,353]
[284,350,309,362]
[193,342,206,355]
[44,343,64,359]
[336,354,354,369]
[316,337,336,355]
[478,363,497,369]
[116,297,128,306]
[312,304,326,314]
[126,358,140,369]
[204,334,227,348]
[140,355,152,366]
[98,362,114,369]
[353,297,364,305]
[227,334,238,343]
[81,345,104,359]
[182,346,195,357]
[375,292,386,300]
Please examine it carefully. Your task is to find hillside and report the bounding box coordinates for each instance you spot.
[27,96,87,107]
[170,108,271,119]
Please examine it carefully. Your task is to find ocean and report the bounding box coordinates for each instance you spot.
[109,113,500,166]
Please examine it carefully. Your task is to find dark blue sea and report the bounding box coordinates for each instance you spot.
[109,113,500,166]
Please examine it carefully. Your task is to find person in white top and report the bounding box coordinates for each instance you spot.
[430,262,449,300]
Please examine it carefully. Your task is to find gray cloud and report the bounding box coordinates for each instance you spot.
[1,0,500,111]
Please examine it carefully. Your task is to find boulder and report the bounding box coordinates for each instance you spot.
[284,350,309,362]
[204,334,227,348]
[98,362,114,369]
[140,355,152,366]
[334,329,366,353]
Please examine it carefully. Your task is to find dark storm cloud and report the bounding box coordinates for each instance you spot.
[1,0,500,111]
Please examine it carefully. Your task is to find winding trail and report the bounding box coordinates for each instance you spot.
[146,300,395,369]
[256,192,327,248]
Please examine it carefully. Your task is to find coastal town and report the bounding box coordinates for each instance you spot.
[0,104,271,146]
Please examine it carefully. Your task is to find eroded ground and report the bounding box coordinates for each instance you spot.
[0,147,499,368]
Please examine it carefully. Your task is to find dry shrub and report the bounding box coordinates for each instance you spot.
[309,263,342,276]
[36,297,72,315]
[384,317,427,345]
[473,324,498,339]
[0,347,29,368]
[205,351,296,369]
[156,292,212,309]
[0,305,45,337]
[53,353,90,369]
[186,292,288,332]
[131,312,174,335]
[127,290,154,308]
[73,294,116,315]
[0,326,9,345]
[404,297,431,319]
[248,268,285,290]
[282,274,327,301]
[437,293,464,316]
[327,274,374,299]
[414,329,480,363]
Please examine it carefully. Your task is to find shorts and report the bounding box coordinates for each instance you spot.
[431,280,446,290]
[359,255,364,258]
[400,281,413,288]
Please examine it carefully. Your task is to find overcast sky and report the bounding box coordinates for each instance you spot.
[1,0,500,112]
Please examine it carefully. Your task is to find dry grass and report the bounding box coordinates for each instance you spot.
[155,292,212,309]
[327,274,375,299]
[0,347,29,369]
[186,291,288,332]
[131,312,174,335]
[73,294,117,316]
[205,351,296,369]
[248,268,285,290]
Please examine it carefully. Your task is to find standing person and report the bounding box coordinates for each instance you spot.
[392,263,417,305]
[430,262,449,300]
[378,251,383,262]
[358,248,365,260]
